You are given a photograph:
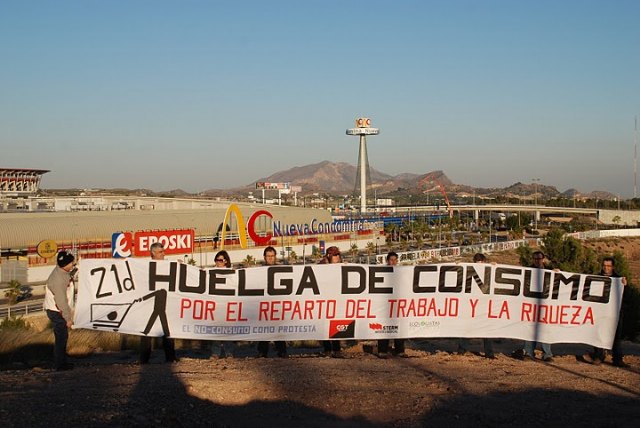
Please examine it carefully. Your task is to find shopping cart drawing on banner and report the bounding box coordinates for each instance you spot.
[90,301,136,331]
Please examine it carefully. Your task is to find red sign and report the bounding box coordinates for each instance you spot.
[134,229,195,256]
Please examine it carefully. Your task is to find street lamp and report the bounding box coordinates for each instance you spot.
[532,178,540,231]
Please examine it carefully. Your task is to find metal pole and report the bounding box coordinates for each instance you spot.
[360,135,367,213]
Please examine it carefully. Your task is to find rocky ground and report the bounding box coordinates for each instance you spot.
[2,238,640,427]
[0,339,639,427]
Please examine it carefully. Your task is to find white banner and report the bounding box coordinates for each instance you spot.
[74,260,624,348]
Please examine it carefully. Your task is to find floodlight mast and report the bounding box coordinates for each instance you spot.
[346,118,379,213]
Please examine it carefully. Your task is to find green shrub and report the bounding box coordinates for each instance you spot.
[0,316,31,331]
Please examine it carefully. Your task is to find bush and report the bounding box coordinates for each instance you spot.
[3,280,22,305]
[0,316,31,331]
[517,232,639,340]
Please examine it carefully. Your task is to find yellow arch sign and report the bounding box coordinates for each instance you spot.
[219,204,248,249]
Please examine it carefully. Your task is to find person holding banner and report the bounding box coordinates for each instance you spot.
[512,251,554,362]
[321,246,345,358]
[45,250,76,371]
[377,251,407,358]
[456,253,496,359]
[582,257,629,367]
[257,246,288,358]
[214,250,232,268]
[212,250,232,358]
[139,242,178,364]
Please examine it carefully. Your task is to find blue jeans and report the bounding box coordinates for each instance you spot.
[46,310,68,369]
[524,341,552,358]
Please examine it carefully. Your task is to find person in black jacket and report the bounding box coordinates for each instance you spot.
[582,256,628,367]
[257,246,288,358]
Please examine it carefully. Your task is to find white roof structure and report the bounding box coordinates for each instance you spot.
[0,168,49,194]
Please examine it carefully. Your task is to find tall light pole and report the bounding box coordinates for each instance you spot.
[347,118,379,214]
[532,178,540,230]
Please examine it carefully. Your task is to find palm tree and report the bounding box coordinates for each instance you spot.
[3,280,22,305]
[350,243,359,262]
[365,242,375,263]
[311,246,323,261]
[242,254,255,267]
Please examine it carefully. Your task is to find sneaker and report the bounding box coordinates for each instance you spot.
[377,352,390,359]
[331,351,345,359]
[542,356,554,362]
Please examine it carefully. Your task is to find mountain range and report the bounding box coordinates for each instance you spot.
[198,160,616,201]
[44,161,616,200]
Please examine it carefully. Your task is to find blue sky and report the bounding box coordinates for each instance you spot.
[1,1,639,196]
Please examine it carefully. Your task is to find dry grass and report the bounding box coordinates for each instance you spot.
[0,314,136,368]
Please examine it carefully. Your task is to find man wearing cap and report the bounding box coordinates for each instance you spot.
[45,250,76,371]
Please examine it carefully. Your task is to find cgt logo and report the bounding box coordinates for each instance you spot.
[112,232,133,258]
[328,319,356,339]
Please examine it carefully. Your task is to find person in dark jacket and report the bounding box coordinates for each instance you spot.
[582,256,629,367]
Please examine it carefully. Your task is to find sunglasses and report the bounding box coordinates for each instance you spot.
[215,258,226,262]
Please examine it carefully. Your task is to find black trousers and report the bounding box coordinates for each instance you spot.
[322,340,341,352]
[592,311,624,362]
[46,310,68,369]
[257,341,287,356]
[140,336,176,363]
[378,339,406,354]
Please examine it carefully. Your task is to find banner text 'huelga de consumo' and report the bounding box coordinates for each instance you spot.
[74,260,624,348]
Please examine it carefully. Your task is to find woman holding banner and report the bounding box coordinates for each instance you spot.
[320,246,345,358]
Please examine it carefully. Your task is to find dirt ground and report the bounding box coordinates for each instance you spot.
[2,239,640,427]
[0,339,639,427]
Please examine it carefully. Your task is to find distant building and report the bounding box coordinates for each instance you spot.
[0,168,49,195]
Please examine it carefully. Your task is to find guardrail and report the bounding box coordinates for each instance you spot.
[0,302,44,318]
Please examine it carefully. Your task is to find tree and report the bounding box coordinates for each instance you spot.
[3,280,23,305]
[365,242,375,256]
[289,250,298,264]
[541,228,599,273]
[612,215,621,229]
[311,246,322,261]
[350,243,359,262]
[242,254,255,267]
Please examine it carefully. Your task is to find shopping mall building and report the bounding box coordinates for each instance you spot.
[0,193,382,284]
